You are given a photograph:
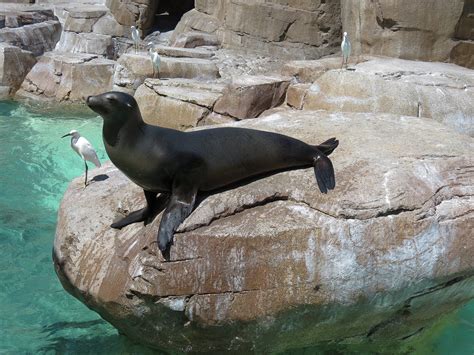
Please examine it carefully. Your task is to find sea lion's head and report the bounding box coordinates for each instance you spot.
[86,91,141,122]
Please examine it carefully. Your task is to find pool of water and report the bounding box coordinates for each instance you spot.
[0,100,472,354]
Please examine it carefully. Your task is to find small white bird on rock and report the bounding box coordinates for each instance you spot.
[131,25,140,53]
[341,31,351,69]
[61,130,101,187]
[147,42,161,78]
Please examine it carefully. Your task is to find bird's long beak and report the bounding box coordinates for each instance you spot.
[61,133,71,138]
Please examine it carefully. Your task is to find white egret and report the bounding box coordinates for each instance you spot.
[147,42,161,78]
[61,130,101,187]
[131,25,140,53]
[341,31,351,69]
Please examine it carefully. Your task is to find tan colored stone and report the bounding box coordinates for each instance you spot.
[134,78,227,129]
[154,45,213,59]
[341,0,464,62]
[281,57,345,83]
[63,16,97,33]
[173,0,341,59]
[0,20,61,56]
[158,56,220,79]
[302,57,474,136]
[54,110,474,352]
[92,13,124,36]
[16,52,115,102]
[214,75,291,119]
[0,43,36,96]
[105,0,157,35]
[286,83,310,109]
[114,53,220,94]
[172,31,220,49]
[450,41,474,69]
[134,84,209,130]
[55,31,113,57]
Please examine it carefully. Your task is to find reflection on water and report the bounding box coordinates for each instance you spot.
[0,100,472,354]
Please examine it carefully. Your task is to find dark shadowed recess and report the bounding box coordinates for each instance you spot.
[149,0,195,33]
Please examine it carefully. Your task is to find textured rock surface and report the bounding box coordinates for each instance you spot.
[134,75,291,129]
[0,43,36,97]
[297,57,474,136]
[135,79,232,130]
[341,0,464,62]
[213,75,291,119]
[16,52,115,102]
[105,0,157,35]
[54,110,474,353]
[172,0,342,59]
[55,31,113,57]
[450,41,474,69]
[0,20,61,56]
[134,78,229,129]
[113,52,220,94]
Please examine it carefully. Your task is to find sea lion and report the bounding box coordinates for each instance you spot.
[86,91,338,259]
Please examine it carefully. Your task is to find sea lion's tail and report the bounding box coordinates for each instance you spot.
[313,154,335,194]
[314,137,338,156]
[312,137,337,194]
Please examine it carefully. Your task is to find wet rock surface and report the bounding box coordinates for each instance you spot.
[54,110,474,353]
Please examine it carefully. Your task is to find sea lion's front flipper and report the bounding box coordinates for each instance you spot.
[313,153,335,194]
[111,190,160,229]
[158,180,198,260]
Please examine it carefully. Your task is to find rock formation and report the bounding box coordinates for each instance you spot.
[54,111,474,353]
[0,0,472,351]
[283,57,474,136]
[171,0,342,59]
[341,0,474,68]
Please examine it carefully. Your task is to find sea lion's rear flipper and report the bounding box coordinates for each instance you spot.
[314,137,339,157]
[111,190,164,229]
[158,181,198,261]
[313,153,335,194]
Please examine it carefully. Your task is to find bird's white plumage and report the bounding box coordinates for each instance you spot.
[147,42,161,76]
[67,130,101,167]
[341,31,351,67]
[131,26,140,53]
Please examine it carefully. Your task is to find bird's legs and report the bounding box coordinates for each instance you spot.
[84,160,89,187]
[111,190,169,229]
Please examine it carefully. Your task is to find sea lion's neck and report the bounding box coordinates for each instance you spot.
[102,113,144,147]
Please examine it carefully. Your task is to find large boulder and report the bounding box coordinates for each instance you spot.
[134,78,230,129]
[54,110,474,353]
[133,75,291,129]
[292,57,474,137]
[341,0,465,63]
[0,43,36,98]
[105,0,158,36]
[0,20,61,56]
[172,0,342,59]
[16,52,115,102]
[113,52,220,95]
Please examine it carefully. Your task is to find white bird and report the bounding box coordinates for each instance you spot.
[131,25,140,53]
[341,31,351,69]
[147,42,161,78]
[61,130,101,187]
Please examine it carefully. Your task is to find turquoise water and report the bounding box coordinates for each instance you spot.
[0,100,472,354]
